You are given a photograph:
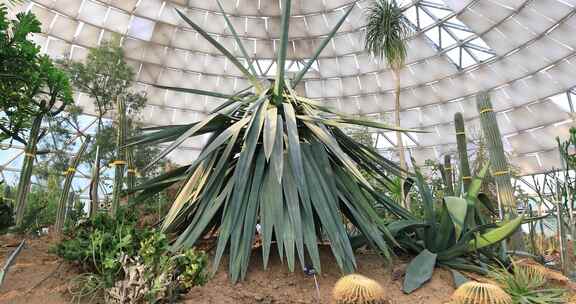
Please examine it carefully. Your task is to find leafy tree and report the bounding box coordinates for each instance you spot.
[62,40,138,132]
[0,7,75,225]
[12,55,74,225]
[0,5,42,144]
[62,41,154,216]
[365,0,411,206]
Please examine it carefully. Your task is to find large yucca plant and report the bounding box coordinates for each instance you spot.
[128,1,420,282]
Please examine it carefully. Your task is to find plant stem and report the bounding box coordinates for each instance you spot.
[393,69,408,209]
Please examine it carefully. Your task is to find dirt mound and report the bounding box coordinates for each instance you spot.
[0,234,72,304]
[0,236,454,304]
[184,246,454,304]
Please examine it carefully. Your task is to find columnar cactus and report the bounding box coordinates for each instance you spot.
[55,135,91,234]
[454,112,472,192]
[476,93,515,214]
[111,97,127,217]
[444,154,454,196]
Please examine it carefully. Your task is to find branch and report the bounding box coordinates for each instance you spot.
[50,103,66,116]
[0,125,27,145]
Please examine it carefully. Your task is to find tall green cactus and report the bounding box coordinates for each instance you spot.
[476,93,516,214]
[14,115,43,225]
[454,113,472,192]
[443,155,454,196]
[111,97,127,217]
[55,135,91,234]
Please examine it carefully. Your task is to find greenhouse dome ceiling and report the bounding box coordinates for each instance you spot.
[6,0,576,175]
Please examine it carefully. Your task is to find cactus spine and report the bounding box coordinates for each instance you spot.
[476,93,515,214]
[454,112,472,192]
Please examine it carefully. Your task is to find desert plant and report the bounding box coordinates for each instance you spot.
[17,176,62,234]
[105,245,207,304]
[62,41,147,216]
[11,59,74,226]
[477,92,526,252]
[397,163,524,293]
[128,1,418,282]
[488,261,567,304]
[365,0,411,206]
[332,274,388,304]
[111,96,127,216]
[454,112,472,192]
[476,93,515,214]
[55,211,143,286]
[451,281,512,304]
[441,154,455,196]
[56,210,208,303]
[55,135,91,234]
[1,6,75,225]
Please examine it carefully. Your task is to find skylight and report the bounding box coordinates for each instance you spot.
[403,1,496,69]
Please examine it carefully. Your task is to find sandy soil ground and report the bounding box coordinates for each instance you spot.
[0,235,455,304]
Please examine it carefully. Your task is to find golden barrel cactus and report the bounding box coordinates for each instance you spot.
[332,274,388,304]
[451,281,512,304]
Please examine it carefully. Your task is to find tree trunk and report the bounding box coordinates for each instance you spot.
[111,97,126,217]
[393,69,408,209]
[14,114,43,226]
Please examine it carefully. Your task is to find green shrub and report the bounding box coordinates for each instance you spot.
[55,210,208,303]
[0,201,13,231]
[16,178,60,234]
[55,210,145,286]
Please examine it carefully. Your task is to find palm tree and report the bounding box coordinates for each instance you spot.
[365,0,411,206]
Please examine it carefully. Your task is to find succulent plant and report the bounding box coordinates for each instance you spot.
[332,274,388,304]
[512,261,547,288]
[451,281,512,304]
[454,112,472,192]
[476,93,515,213]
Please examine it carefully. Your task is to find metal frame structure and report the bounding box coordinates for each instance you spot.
[2,0,575,196]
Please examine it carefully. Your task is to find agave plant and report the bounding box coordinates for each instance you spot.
[128,1,419,282]
[396,163,524,293]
